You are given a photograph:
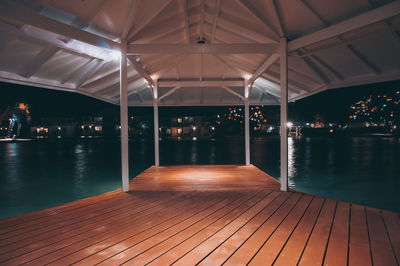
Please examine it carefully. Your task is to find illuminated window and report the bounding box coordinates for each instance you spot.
[177,128,182,134]
[177,118,182,123]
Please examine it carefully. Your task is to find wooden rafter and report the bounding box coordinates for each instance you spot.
[210,0,221,43]
[297,0,381,76]
[268,0,285,37]
[127,43,278,54]
[236,0,280,40]
[127,0,174,42]
[181,0,191,43]
[288,0,400,51]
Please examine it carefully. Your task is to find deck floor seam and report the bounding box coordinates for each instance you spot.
[194,192,293,265]
[29,192,220,265]
[145,190,267,265]
[296,198,327,264]
[85,192,229,265]
[122,193,251,264]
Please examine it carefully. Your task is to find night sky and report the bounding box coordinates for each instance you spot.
[1,80,400,122]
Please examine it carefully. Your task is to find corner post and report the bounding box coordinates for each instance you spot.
[153,83,160,166]
[120,39,129,192]
[244,80,250,166]
[280,37,288,192]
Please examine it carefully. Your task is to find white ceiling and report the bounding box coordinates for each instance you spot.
[0,0,399,106]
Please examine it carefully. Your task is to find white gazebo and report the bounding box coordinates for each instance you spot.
[0,0,399,192]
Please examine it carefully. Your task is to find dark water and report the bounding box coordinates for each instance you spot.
[0,136,399,218]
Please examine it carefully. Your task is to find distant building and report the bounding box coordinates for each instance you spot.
[160,116,215,140]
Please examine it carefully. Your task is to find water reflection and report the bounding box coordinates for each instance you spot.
[73,144,87,194]
[288,137,295,187]
[1,136,400,219]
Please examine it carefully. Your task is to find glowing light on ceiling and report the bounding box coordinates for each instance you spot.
[68,40,120,62]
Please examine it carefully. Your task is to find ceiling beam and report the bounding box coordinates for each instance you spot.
[200,0,205,41]
[121,0,139,39]
[158,80,244,87]
[288,0,400,51]
[210,0,221,43]
[17,46,59,77]
[268,0,285,37]
[203,10,277,43]
[61,58,94,84]
[127,0,173,41]
[127,43,278,54]
[222,86,245,100]
[297,0,381,76]
[0,0,120,51]
[0,21,101,61]
[127,55,155,85]
[248,53,280,84]
[96,73,141,95]
[310,55,344,80]
[75,59,104,88]
[346,44,381,75]
[300,56,330,84]
[181,0,191,43]
[127,55,155,98]
[159,86,181,101]
[236,0,280,39]
[298,23,400,57]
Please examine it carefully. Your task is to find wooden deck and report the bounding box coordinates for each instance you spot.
[0,165,399,265]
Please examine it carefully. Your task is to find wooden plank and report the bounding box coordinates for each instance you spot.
[0,165,397,265]
[348,204,372,266]
[173,192,288,265]
[323,201,351,265]
[273,197,325,265]
[0,190,148,236]
[298,198,337,265]
[130,165,280,191]
[201,193,303,265]
[125,191,260,264]
[148,191,269,265]
[1,192,190,264]
[366,207,398,266]
[246,195,313,265]
[0,191,179,253]
[41,192,220,265]
[69,192,232,265]
[96,193,242,265]
[0,189,121,230]
[382,210,400,263]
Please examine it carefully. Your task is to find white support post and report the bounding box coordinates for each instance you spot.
[153,84,160,166]
[120,39,129,192]
[244,80,250,166]
[280,38,288,192]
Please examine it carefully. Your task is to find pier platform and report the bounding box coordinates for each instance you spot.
[0,165,398,265]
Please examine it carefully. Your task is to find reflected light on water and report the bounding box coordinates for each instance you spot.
[288,137,296,187]
[73,144,86,192]
[191,142,198,164]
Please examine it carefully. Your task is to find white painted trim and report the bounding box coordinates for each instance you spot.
[154,86,160,166]
[249,53,280,84]
[288,0,400,51]
[127,43,279,54]
[244,80,250,166]
[158,80,244,87]
[0,1,120,51]
[222,86,245,100]
[120,39,129,192]
[280,38,288,192]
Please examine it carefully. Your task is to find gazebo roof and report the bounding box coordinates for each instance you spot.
[0,0,399,106]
